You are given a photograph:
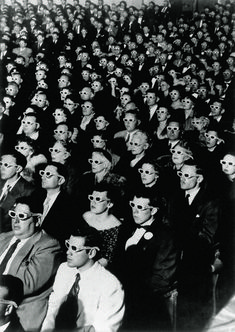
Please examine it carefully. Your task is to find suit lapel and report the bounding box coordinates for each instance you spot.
[0,232,14,256]
[8,232,42,275]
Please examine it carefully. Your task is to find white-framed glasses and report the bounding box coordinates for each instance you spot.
[138,168,156,176]
[167,126,179,131]
[220,160,235,166]
[129,142,142,147]
[65,239,100,253]
[0,162,17,168]
[129,201,153,211]
[177,171,197,179]
[91,139,105,144]
[49,147,62,153]
[39,170,62,179]
[88,195,109,203]
[54,130,66,135]
[22,120,36,126]
[204,133,218,140]
[15,146,28,151]
[8,210,39,221]
[88,159,103,165]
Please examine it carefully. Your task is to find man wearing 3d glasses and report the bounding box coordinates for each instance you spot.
[41,227,125,332]
[31,162,76,250]
[0,196,62,331]
[120,188,178,331]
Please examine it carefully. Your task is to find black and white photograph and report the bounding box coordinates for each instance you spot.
[0,0,235,331]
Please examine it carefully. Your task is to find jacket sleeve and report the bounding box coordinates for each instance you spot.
[150,229,178,295]
[197,199,220,245]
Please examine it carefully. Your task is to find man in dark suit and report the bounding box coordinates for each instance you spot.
[0,39,12,92]
[31,162,75,250]
[121,188,178,330]
[0,275,24,332]
[168,159,221,330]
[0,151,35,233]
[0,196,62,331]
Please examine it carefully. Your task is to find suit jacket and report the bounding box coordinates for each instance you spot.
[168,186,221,286]
[0,177,35,233]
[120,216,178,330]
[31,189,76,248]
[124,219,178,295]
[0,230,62,331]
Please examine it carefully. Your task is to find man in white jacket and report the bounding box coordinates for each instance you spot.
[41,227,125,332]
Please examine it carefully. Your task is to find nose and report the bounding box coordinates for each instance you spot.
[133,206,139,214]
[13,216,20,224]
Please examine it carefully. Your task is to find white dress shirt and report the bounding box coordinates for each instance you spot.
[41,262,125,332]
[41,191,60,223]
[185,187,200,205]
[125,217,154,250]
[0,322,10,332]
[0,177,20,201]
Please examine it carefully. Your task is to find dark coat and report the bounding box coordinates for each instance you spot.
[120,215,178,330]
[168,186,221,292]
[30,189,76,249]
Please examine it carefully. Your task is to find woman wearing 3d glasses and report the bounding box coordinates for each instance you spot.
[77,149,127,218]
[82,183,122,272]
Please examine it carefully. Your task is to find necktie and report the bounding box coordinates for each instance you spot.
[185,194,190,205]
[55,273,80,329]
[0,239,21,274]
[0,184,11,204]
[125,132,130,143]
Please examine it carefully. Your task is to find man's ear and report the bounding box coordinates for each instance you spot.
[88,248,97,259]
[35,214,42,227]
[35,122,40,130]
[64,151,71,160]
[5,304,13,317]
[151,207,158,216]
[144,142,149,150]
[58,176,65,185]
[107,201,113,210]
[16,165,23,174]
[197,174,204,184]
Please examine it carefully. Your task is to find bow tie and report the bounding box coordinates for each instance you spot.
[136,225,148,231]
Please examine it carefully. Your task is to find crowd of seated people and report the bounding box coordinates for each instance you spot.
[0,0,235,331]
